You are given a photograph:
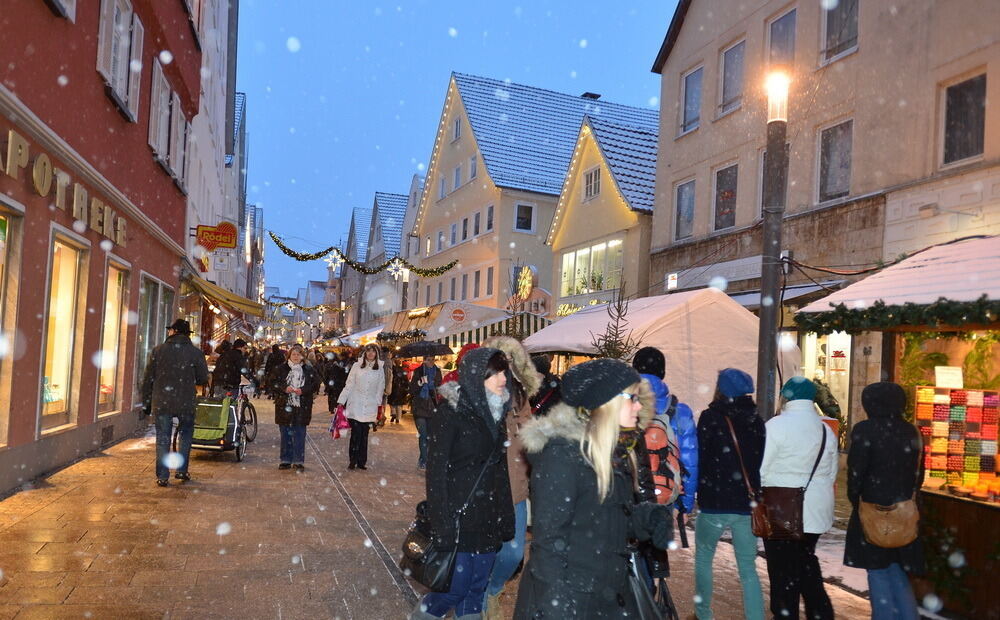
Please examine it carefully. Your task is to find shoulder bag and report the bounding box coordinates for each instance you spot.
[399,442,500,592]
[761,425,827,541]
[724,416,771,538]
[858,428,920,548]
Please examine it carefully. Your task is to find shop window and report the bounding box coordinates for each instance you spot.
[133,275,174,405]
[560,252,575,297]
[818,119,852,202]
[486,267,494,296]
[714,164,738,230]
[675,179,695,240]
[606,240,624,290]
[584,168,601,200]
[680,67,702,134]
[42,239,87,431]
[943,74,986,165]
[800,331,852,424]
[821,0,858,63]
[560,238,624,297]
[768,9,796,68]
[99,264,129,413]
[0,215,8,315]
[719,40,745,114]
[514,204,535,233]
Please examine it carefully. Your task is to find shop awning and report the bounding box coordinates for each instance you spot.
[186,274,265,317]
[344,325,384,346]
[729,281,843,309]
[382,301,510,343]
[437,312,552,348]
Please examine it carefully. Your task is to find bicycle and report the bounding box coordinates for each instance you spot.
[234,382,258,443]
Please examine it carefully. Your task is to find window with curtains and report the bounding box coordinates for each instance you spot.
[818,119,853,202]
[714,164,738,230]
[822,0,858,63]
[943,74,986,165]
[675,180,696,240]
[99,264,129,413]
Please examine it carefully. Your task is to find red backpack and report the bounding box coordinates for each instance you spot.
[644,416,684,506]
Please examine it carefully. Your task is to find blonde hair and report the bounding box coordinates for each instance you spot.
[580,381,642,502]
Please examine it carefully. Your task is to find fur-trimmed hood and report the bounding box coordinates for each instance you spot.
[519,378,655,454]
[482,335,543,398]
[438,379,461,407]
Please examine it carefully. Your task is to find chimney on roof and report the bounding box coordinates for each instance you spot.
[581,92,601,100]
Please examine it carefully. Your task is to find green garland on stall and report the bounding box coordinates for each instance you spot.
[268,232,458,278]
[794,295,1000,335]
[376,329,427,343]
[265,300,346,312]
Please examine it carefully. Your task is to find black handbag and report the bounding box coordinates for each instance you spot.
[627,551,665,620]
[399,443,500,592]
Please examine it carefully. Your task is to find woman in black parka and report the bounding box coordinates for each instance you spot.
[267,344,321,471]
[844,382,923,620]
[514,359,672,619]
[411,347,515,620]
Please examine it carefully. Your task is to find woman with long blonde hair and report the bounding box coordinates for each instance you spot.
[513,359,672,619]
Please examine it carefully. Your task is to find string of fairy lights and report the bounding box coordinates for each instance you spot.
[268,232,458,279]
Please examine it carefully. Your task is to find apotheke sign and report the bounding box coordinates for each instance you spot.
[1,128,128,246]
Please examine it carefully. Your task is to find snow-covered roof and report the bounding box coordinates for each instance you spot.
[799,236,1000,312]
[374,192,408,257]
[453,72,658,196]
[586,116,659,213]
[350,207,373,263]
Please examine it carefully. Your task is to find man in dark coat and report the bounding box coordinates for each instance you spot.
[211,338,249,397]
[141,319,210,487]
[324,354,348,413]
[409,356,443,469]
[844,382,924,618]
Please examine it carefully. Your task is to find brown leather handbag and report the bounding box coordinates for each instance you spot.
[724,417,771,538]
[760,427,827,541]
[858,449,920,548]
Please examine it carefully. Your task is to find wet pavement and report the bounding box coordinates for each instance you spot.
[0,398,871,619]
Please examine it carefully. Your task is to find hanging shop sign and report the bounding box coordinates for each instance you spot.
[195,221,238,251]
[451,308,466,323]
[0,128,128,246]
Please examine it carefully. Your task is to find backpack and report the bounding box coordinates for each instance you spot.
[645,396,685,506]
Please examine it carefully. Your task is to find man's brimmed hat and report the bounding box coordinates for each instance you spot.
[166,319,192,334]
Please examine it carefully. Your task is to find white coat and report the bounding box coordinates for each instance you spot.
[760,399,839,534]
[337,361,386,423]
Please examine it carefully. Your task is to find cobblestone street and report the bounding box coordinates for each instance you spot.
[0,400,871,619]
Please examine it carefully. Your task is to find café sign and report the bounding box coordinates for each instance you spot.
[195,221,238,251]
[1,128,127,246]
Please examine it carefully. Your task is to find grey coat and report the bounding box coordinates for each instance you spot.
[141,334,210,417]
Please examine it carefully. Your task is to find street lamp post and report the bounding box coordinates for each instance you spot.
[757,71,790,421]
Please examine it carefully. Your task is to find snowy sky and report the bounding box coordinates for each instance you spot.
[237,0,677,296]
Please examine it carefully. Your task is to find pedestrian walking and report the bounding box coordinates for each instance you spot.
[141,319,210,487]
[760,377,839,620]
[267,344,320,471]
[411,347,515,620]
[844,382,923,620]
[324,353,348,412]
[338,343,386,470]
[513,359,672,619]
[694,368,766,620]
[528,354,561,416]
[388,357,410,423]
[263,344,285,398]
[211,338,250,398]
[409,355,443,469]
[478,336,543,618]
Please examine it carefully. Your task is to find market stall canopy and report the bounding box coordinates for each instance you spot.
[186,274,264,317]
[524,288,800,415]
[797,236,1000,334]
[382,301,510,343]
[343,325,384,347]
[437,312,552,348]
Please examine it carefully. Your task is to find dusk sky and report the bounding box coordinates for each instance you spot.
[236,1,678,296]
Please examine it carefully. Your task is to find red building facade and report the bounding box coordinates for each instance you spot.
[0,0,202,492]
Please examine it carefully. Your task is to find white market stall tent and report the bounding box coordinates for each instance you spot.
[524,288,800,416]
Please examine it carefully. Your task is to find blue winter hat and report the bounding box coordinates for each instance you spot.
[717,368,754,398]
[781,376,817,401]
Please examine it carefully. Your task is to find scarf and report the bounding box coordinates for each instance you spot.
[486,387,510,423]
[419,366,437,400]
[287,362,305,407]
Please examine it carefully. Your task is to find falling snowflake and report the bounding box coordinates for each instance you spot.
[158,50,173,65]
[286,37,302,53]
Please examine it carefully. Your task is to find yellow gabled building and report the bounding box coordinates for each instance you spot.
[546,116,659,318]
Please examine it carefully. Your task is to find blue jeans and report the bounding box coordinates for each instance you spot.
[415,417,429,466]
[694,512,765,620]
[868,563,919,620]
[422,551,497,617]
[486,500,527,597]
[279,424,307,465]
[155,414,193,480]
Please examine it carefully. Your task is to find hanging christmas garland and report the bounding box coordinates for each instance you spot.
[268,232,458,278]
[794,295,1000,335]
[376,329,427,343]
[265,300,348,313]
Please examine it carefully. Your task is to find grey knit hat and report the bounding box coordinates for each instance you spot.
[561,359,640,411]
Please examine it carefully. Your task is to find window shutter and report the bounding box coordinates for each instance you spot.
[183,120,193,187]
[96,0,116,83]
[168,92,185,177]
[125,14,144,122]
[148,60,164,154]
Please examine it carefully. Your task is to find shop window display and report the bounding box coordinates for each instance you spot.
[98,265,128,413]
[42,240,85,429]
[133,275,174,404]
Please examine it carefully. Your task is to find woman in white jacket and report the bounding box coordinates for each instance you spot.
[760,377,838,620]
[338,344,386,470]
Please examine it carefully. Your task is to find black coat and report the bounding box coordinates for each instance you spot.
[696,395,766,514]
[212,348,247,390]
[529,374,562,416]
[426,348,515,554]
[267,363,321,426]
[514,404,666,619]
[323,362,348,403]
[388,365,410,406]
[141,334,210,417]
[409,363,443,418]
[844,382,924,572]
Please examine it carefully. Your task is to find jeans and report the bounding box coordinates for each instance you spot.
[348,418,371,466]
[422,551,497,617]
[279,424,307,465]
[694,512,764,620]
[763,533,833,620]
[155,414,193,480]
[414,417,429,466]
[868,563,919,620]
[486,500,528,597]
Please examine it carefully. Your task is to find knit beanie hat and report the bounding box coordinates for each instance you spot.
[781,376,817,401]
[718,368,754,398]
[632,347,665,380]
[562,359,640,411]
